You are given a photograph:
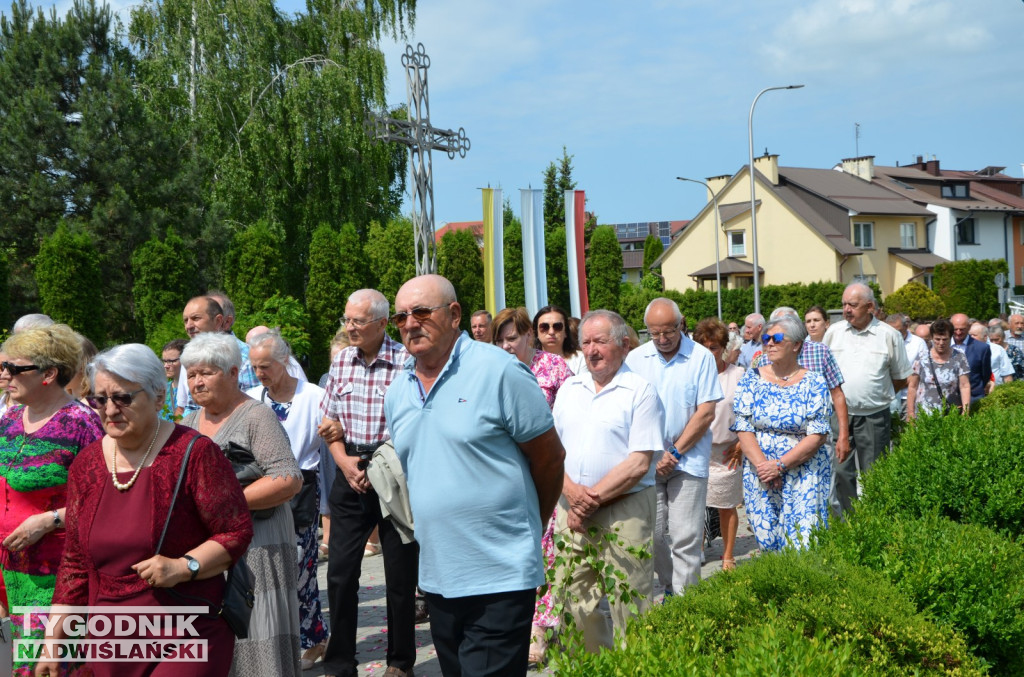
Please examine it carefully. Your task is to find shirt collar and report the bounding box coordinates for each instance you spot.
[350,334,404,368]
[846,317,880,335]
[641,333,695,365]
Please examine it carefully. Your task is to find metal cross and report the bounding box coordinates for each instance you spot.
[366,43,470,275]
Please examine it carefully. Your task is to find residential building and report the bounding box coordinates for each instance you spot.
[849,156,1024,285]
[610,220,688,284]
[657,154,937,296]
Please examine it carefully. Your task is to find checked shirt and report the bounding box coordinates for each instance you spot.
[319,334,409,446]
[753,339,845,390]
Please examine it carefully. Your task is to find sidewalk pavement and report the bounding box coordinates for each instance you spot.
[306,510,756,676]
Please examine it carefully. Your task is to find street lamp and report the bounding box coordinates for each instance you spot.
[748,84,804,315]
[677,176,723,319]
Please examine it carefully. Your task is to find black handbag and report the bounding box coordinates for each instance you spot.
[160,434,256,639]
[290,469,319,531]
[224,441,275,520]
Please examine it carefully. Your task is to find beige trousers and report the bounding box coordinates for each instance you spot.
[553,487,655,652]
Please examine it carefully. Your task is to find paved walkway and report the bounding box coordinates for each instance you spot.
[306,510,756,676]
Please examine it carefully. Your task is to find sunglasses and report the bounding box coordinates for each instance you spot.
[761,333,787,345]
[390,304,448,328]
[0,361,40,376]
[86,389,145,410]
[538,322,565,333]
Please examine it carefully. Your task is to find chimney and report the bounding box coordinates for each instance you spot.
[925,157,940,176]
[706,174,730,200]
[753,153,779,186]
[841,156,875,181]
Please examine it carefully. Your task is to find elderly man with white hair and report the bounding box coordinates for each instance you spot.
[823,283,911,515]
[969,322,1013,385]
[737,313,764,368]
[625,298,721,599]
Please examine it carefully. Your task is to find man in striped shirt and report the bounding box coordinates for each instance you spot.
[319,288,418,677]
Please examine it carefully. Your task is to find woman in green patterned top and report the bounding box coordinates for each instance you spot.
[0,324,103,677]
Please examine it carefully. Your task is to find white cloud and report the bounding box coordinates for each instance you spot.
[762,0,991,78]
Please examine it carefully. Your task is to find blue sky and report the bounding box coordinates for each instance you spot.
[36,0,1024,226]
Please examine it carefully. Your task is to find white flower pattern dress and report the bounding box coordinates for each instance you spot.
[731,368,833,551]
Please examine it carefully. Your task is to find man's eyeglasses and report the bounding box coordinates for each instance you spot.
[647,328,679,340]
[390,305,448,328]
[0,362,40,376]
[341,316,384,328]
[86,389,145,410]
[162,358,180,365]
[538,322,564,333]
[761,333,787,345]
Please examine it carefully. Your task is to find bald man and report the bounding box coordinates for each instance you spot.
[950,313,992,402]
[1007,314,1024,351]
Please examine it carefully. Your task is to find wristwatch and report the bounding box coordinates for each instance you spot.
[183,555,200,580]
[52,510,62,528]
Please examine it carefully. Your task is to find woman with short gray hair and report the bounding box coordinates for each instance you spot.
[245,329,330,668]
[183,332,304,675]
[44,344,252,677]
[731,314,833,551]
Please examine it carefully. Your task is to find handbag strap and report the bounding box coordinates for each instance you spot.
[156,434,200,555]
[925,352,952,408]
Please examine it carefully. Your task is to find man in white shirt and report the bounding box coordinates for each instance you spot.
[554,310,665,652]
[823,283,911,515]
[970,323,1013,385]
[885,313,928,419]
[624,298,721,597]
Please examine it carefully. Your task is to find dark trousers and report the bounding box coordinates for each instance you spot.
[425,588,535,677]
[833,408,891,515]
[322,472,419,676]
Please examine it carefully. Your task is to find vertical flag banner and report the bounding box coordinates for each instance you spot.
[520,189,547,318]
[482,188,505,315]
[564,190,589,317]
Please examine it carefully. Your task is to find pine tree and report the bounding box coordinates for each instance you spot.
[35,222,106,343]
[306,222,368,374]
[642,234,664,277]
[132,230,199,342]
[586,226,622,313]
[503,198,526,308]
[365,217,418,305]
[222,220,287,321]
[437,229,485,330]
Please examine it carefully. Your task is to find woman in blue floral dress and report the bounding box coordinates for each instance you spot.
[732,316,832,551]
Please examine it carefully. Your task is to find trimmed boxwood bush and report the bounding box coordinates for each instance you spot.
[860,407,1024,538]
[975,380,1024,414]
[557,548,982,675]
[817,508,1024,675]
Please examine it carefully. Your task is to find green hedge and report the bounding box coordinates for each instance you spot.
[975,380,1024,415]
[858,407,1024,538]
[557,549,982,675]
[817,509,1024,674]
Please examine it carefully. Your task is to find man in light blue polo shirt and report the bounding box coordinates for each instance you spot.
[625,298,722,596]
[384,274,565,677]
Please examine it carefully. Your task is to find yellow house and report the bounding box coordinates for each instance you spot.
[656,154,942,296]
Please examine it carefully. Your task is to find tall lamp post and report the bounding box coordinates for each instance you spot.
[677,176,723,319]
[748,84,804,315]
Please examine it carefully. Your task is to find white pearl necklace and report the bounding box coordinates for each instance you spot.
[111,421,161,491]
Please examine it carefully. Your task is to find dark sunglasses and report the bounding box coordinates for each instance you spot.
[0,361,40,376]
[761,333,787,345]
[538,322,565,333]
[390,304,448,328]
[86,389,145,410]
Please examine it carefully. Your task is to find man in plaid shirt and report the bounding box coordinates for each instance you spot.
[754,307,850,465]
[319,288,419,677]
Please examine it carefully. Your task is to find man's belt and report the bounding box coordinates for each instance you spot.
[345,442,381,457]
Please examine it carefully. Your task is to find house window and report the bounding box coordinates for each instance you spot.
[728,231,746,256]
[853,274,878,284]
[923,273,934,289]
[900,223,917,249]
[853,222,874,249]
[941,183,969,199]
[733,276,752,289]
[956,218,977,245]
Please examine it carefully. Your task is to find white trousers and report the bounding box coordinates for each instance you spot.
[654,470,708,595]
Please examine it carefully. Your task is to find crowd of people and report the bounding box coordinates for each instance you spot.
[0,277,1018,677]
